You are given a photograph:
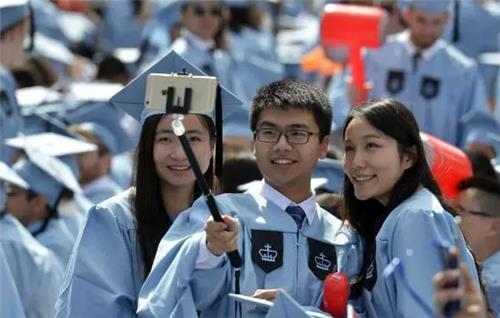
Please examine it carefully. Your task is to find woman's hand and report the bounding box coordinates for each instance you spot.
[433,263,488,318]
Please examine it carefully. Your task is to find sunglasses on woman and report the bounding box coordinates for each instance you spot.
[193,5,221,17]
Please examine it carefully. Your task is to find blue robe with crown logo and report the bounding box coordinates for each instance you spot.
[137,188,363,318]
[365,32,497,148]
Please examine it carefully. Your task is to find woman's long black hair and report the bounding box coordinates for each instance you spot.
[132,114,215,277]
[341,99,445,294]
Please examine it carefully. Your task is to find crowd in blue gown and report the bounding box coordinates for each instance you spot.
[1,0,500,317]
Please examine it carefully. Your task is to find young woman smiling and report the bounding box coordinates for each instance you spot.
[341,98,478,317]
[56,111,216,318]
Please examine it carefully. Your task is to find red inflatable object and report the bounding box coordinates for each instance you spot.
[323,272,350,318]
[320,4,385,92]
[421,132,473,200]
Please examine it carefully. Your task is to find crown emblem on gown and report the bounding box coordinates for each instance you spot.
[315,253,331,271]
[259,244,278,262]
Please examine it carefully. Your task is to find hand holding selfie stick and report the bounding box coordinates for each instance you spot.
[148,71,242,269]
[172,114,242,268]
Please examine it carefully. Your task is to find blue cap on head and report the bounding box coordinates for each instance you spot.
[72,122,119,155]
[6,133,96,194]
[13,146,82,208]
[6,132,97,157]
[111,49,244,177]
[0,0,30,33]
[65,101,137,155]
[312,158,344,193]
[110,50,243,123]
[401,0,451,13]
[0,161,29,189]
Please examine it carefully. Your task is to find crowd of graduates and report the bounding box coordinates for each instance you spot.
[1,0,500,317]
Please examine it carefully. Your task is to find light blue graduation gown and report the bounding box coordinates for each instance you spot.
[0,243,26,318]
[58,194,92,238]
[56,189,144,318]
[360,188,478,318]
[83,175,123,205]
[167,34,240,97]
[28,218,76,268]
[0,66,23,164]
[98,1,150,51]
[442,0,500,98]
[31,0,69,45]
[0,214,64,318]
[111,152,134,189]
[137,190,363,318]
[365,31,496,148]
[482,250,500,318]
[228,27,284,103]
[229,26,280,64]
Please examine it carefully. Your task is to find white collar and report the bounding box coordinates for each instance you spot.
[181,28,215,52]
[250,179,317,225]
[401,30,442,60]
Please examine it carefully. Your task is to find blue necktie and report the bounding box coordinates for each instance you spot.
[285,205,306,228]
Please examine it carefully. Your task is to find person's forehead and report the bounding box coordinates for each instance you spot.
[458,188,481,206]
[256,108,317,128]
[412,8,447,20]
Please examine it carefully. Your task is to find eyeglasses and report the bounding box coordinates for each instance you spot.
[455,204,495,218]
[255,128,319,145]
[193,5,221,17]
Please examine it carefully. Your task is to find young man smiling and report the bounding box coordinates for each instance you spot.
[137,79,362,317]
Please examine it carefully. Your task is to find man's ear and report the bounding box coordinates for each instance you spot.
[402,7,412,25]
[487,218,500,239]
[319,135,330,159]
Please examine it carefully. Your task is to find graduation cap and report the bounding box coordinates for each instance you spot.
[13,145,82,208]
[6,132,97,180]
[70,122,119,155]
[32,32,75,66]
[400,0,452,13]
[110,49,244,177]
[66,100,137,155]
[0,0,30,33]
[15,86,63,108]
[67,82,123,104]
[6,132,97,157]
[0,161,29,189]
[312,158,345,193]
[0,160,29,212]
[64,93,138,154]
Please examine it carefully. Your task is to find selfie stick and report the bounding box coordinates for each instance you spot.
[168,78,242,269]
